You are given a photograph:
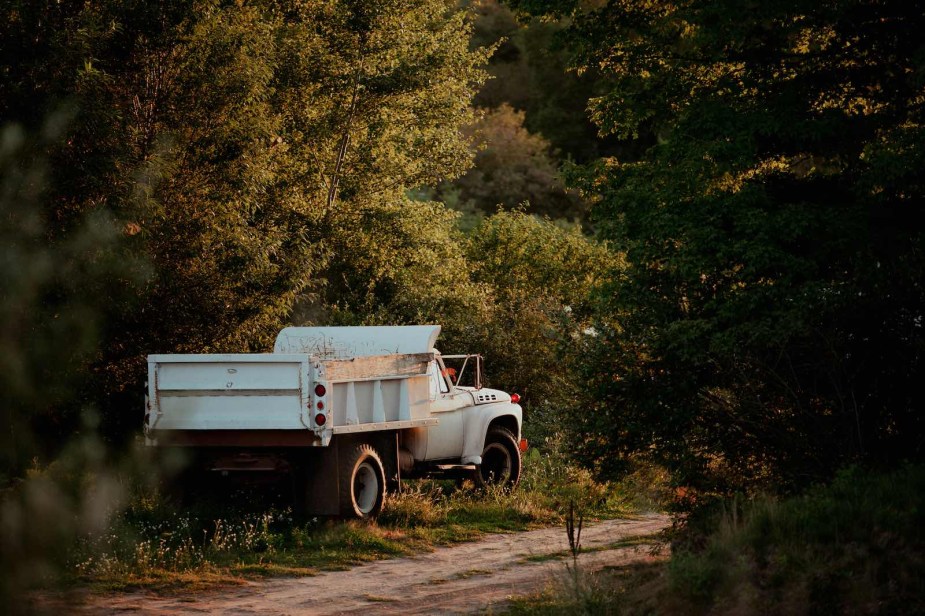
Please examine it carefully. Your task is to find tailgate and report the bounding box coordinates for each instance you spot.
[147,354,310,431]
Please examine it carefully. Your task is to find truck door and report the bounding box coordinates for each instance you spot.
[423,360,469,460]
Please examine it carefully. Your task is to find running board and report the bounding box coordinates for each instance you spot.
[435,464,477,471]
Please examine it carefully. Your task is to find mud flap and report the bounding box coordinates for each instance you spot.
[294,447,341,517]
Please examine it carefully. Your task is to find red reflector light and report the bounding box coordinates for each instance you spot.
[314,384,327,397]
[316,401,324,410]
[519,438,529,452]
[314,413,326,426]
[510,393,521,404]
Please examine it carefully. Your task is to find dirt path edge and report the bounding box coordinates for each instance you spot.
[75,513,670,615]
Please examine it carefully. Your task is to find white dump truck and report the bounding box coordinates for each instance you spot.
[145,325,524,518]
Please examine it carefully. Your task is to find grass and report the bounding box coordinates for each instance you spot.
[61,447,664,595]
[500,464,925,616]
[454,568,494,579]
[518,535,662,565]
[502,561,667,616]
[70,500,454,592]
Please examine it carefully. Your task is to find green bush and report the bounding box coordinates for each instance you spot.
[668,465,925,614]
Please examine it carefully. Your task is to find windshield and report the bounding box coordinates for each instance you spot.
[440,354,482,389]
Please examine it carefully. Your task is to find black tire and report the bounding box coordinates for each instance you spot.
[339,443,386,519]
[476,427,522,489]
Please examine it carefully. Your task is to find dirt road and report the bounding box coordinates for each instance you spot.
[84,513,669,615]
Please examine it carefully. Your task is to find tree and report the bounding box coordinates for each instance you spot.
[448,104,584,218]
[0,0,490,446]
[519,0,925,493]
[313,197,616,444]
[0,118,146,478]
[280,0,491,327]
[464,211,616,441]
[471,0,613,163]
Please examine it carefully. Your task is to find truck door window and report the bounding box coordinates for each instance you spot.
[428,361,449,397]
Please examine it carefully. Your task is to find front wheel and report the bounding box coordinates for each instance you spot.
[339,444,386,519]
[476,427,522,489]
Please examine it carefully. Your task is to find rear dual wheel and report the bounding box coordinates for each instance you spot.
[339,444,386,519]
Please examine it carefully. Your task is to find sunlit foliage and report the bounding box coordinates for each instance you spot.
[0,0,488,444]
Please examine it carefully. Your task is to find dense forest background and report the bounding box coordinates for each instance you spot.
[2,0,924,587]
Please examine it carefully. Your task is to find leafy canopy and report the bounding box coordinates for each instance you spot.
[518,0,925,492]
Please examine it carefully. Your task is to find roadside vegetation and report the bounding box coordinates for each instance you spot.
[57,446,667,594]
[505,465,925,615]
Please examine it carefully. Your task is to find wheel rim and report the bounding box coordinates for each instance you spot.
[480,442,512,484]
[354,461,379,514]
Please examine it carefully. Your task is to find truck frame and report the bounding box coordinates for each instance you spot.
[145,325,524,518]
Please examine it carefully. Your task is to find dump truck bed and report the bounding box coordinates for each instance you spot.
[147,354,312,431]
[146,352,438,441]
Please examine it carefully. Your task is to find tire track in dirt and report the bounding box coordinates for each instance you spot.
[82,514,669,615]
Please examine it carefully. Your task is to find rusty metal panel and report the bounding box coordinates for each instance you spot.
[322,353,432,382]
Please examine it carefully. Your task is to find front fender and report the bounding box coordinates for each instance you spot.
[460,402,522,464]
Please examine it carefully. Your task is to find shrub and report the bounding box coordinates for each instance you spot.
[668,465,925,614]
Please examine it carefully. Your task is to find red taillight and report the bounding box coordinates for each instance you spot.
[314,384,327,397]
[314,413,326,426]
[316,401,324,410]
[510,393,521,404]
